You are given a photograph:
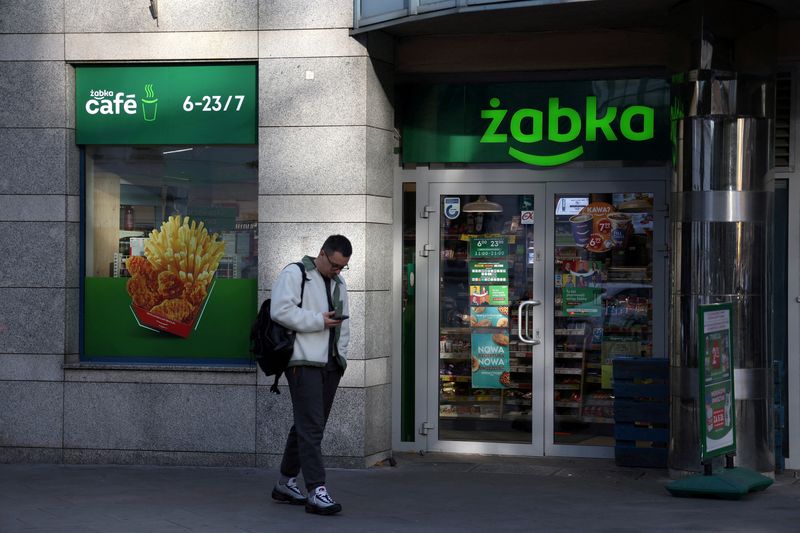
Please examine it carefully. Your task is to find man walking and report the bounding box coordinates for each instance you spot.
[269,235,351,515]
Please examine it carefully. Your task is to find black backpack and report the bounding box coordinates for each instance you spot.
[250,262,307,393]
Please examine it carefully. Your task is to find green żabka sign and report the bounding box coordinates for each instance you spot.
[698,303,736,460]
[401,80,669,167]
[75,65,257,144]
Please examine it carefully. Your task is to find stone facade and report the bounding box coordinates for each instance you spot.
[0,0,394,467]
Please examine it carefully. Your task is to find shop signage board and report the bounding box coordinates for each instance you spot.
[469,237,508,257]
[75,64,257,144]
[698,303,736,460]
[401,79,669,167]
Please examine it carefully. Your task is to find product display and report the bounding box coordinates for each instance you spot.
[553,192,655,446]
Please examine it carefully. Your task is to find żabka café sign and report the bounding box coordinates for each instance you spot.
[401,79,670,167]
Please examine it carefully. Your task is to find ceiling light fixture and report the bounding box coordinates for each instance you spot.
[462,195,503,213]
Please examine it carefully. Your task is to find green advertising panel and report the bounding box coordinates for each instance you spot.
[562,287,602,317]
[469,261,509,283]
[471,333,510,389]
[469,237,508,258]
[75,64,257,144]
[84,277,256,362]
[401,79,669,167]
[698,303,736,460]
[471,285,509,306]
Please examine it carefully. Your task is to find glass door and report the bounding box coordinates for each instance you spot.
[546,182,666,456]
[426,182,546,454]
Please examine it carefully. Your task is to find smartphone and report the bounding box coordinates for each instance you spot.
[333,314,349,321]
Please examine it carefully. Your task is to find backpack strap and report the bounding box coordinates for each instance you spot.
[295,262,307,307]
[271,261,309,394]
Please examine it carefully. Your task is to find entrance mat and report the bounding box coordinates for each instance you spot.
[665,467,773,500]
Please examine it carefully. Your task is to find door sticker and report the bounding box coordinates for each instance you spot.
[444,197,461,219]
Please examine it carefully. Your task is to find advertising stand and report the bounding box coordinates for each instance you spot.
[667,304,772,498]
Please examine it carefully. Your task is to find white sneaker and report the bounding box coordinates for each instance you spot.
[305,485,342,515]
[271,477,306,505]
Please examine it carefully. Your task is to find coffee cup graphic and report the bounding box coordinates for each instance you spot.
[141,83,158,122]
[569,214,593,245]
[608,212,631,246]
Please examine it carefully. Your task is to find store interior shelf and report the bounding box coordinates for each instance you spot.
[582,416,614,424]
[440,352,470,359]
[555,328,586,336]
[584,399,614,406]
[441,396,502,403]
[440,375,471,382]
[503,399,532,405]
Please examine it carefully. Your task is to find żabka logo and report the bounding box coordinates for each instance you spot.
[86,89,137,115]
[480,96,655,167]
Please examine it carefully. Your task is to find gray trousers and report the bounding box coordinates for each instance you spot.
[280,365,341,490]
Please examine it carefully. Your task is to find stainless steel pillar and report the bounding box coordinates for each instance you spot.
[669,0,776,475]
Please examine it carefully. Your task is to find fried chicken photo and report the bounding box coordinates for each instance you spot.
[183,282,209,306]
[151,298,195,323]
[157,270,184,299]
[126,275,160,310]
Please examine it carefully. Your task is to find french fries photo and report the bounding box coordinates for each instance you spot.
[126,216,225,335]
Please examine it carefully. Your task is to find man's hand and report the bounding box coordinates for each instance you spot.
[322,311,343,329]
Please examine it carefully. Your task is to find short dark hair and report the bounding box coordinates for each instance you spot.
[322,234,352,257]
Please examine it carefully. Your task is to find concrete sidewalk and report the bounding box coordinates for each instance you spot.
[1,453,798,532]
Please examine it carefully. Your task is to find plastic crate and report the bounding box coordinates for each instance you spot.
[613,357,669,468]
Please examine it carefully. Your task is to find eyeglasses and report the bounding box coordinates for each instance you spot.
[324,250,349,271]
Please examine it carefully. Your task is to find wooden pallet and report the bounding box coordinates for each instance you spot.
[613,357,669,468]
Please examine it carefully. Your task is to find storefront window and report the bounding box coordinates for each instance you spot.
[83,145,258,364]
[553,192,654,446]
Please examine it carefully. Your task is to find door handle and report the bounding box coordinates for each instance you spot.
[517,300,542,345]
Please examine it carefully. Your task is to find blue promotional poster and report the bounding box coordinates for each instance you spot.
[469,306,510,328]
[471,332,511,389]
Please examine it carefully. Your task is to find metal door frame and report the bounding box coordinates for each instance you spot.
[423,181,547,456]
[786,176,800,470]
[391,166,670,457]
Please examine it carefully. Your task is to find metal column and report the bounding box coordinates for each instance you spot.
[668,0,776,475]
